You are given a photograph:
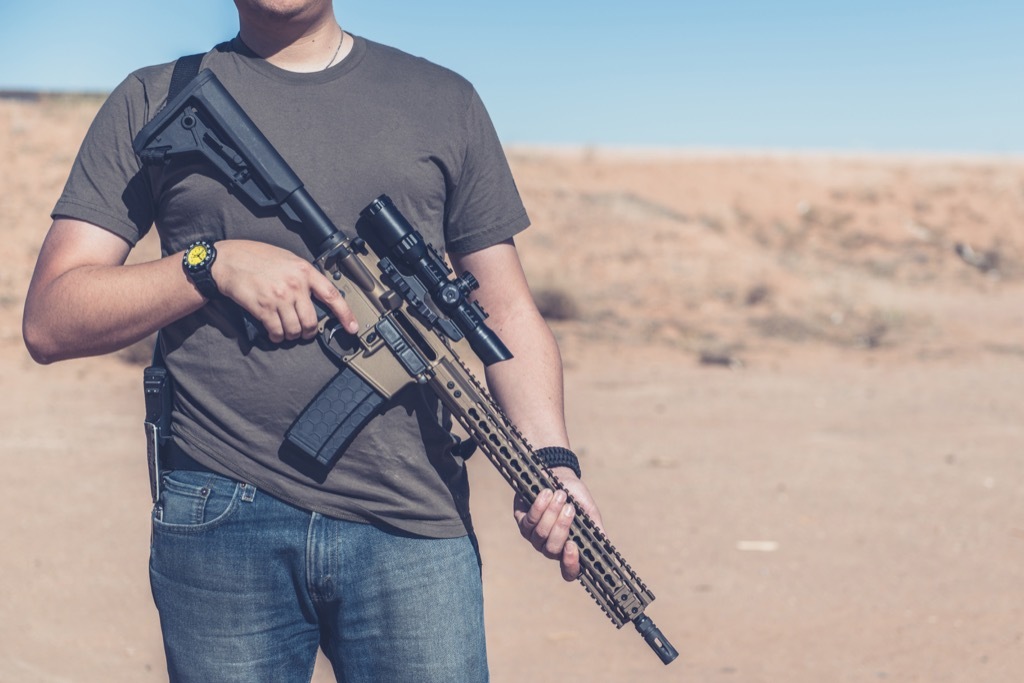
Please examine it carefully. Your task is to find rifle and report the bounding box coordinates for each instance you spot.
[133,69,678,665]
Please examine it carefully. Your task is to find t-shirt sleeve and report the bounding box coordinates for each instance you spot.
[443,88,530,254]
[51,73,158,246]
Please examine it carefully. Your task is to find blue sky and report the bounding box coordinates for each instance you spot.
[2,1,1022,152]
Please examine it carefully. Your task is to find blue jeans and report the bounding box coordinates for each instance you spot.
[150,468,488,682]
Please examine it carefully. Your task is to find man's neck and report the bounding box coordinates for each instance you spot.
[238,10,349,72]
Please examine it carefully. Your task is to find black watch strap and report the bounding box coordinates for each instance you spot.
[189,268,219,300]
[182,239,219,299]
[533,446,582,478]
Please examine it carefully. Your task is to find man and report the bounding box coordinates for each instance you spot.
[23,1,603,680]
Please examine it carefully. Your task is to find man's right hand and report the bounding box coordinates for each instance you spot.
[212,240,359,344]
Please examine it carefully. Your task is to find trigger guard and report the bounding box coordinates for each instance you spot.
[317,318,357,363]
[318,319,343,357]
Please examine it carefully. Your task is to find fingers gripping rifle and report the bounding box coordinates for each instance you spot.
[133,69,678,665]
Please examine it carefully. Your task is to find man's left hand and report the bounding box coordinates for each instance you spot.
[513,470,604,581]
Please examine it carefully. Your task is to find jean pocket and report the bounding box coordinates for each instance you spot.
[154,469,241,533]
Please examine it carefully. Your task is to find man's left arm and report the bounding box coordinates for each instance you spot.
[450,238,605,581]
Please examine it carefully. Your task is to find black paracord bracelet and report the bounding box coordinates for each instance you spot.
[533,446,582,478]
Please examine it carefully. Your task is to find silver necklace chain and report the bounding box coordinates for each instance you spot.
[236,28,345,71]
[324,30,344,70]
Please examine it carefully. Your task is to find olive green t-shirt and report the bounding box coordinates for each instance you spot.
[53,36,530,537]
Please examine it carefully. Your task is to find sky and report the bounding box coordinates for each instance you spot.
[2,1,1022,152]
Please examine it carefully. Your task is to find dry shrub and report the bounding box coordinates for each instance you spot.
[744,284,771,306]
[117,334,157,366]
[532,287,581,321]
[748,314,820,343]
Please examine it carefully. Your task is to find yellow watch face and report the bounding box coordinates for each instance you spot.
[187,244,209,267]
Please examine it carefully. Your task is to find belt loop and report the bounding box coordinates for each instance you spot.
[240,482,256,503]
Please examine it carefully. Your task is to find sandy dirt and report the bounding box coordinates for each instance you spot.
[2,94,1023,682]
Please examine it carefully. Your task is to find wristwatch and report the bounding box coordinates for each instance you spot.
[182,239,219,299]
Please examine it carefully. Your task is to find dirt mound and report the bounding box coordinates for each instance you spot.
[509,148,1024,361]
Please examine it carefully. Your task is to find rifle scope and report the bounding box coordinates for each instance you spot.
[362,195,513,366]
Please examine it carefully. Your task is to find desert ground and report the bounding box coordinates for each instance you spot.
[2,93,1023,682]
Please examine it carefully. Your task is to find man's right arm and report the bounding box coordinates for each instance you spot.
[23,218,358,364]
[23,218,205,364]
